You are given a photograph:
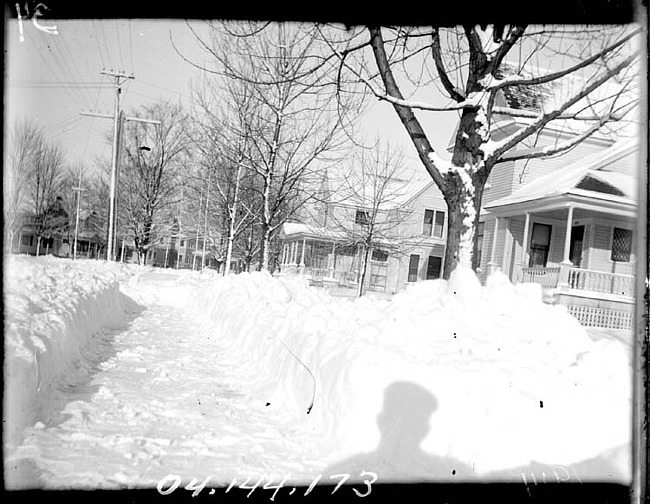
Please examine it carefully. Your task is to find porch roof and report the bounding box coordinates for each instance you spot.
[484,140,638,217]
[281,222,344,241]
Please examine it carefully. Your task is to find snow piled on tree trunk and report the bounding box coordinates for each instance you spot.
[3,255,146,455]
[188,267,631,479]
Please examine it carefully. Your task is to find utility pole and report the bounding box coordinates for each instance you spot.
[201,170,211,272]
[80,68,160,262]
[72,163,85,260]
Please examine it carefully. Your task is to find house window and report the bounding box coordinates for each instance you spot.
[21,234,34,246]
[371,249,388,262]
[355,209,370,226]
[423,209,445,238]
[369,262,387,291]
[476,222,485,268]
[529,223,552,267]
[407,254,420,282]
[181,240,185,247]
[42,237,54,250]
[337,244,357,256]
[611,227,632,262]
[426,256,442,279]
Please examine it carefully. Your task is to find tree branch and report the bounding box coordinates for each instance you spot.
[367,26,446,189]
[487,28,640,91]
[431,29,465,102]
[485,50,638,163]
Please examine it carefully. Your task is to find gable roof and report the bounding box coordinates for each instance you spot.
[484,139,638,210]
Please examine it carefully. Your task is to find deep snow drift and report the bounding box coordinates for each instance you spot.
[189,268,632,482]
[3,255,633,489]
[3,255,147,454]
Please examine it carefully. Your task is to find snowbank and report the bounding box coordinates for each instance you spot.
[3,255,146,454]
[189,267,631,481]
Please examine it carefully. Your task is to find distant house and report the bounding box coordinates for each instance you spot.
[10,204,104,259]
[278,169,448,294]
[144,230,224,270]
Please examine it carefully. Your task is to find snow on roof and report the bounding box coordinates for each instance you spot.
[282,222,343,239]
[484,140,638,209]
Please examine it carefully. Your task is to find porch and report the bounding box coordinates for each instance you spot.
[520,265,635,298]
[485,202,637,330]
[280,234,362,289]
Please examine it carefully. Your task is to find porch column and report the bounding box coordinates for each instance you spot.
[558,205,574,290]
[562,205,574,264]
[299,238,307,275]
[290,241,296,265]
[487,216,500,274]
[329,241,336,278]
[520,212,531,269]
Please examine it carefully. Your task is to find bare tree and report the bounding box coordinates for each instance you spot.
[28,139,65,256]
[329,142,412,296]
[119,101,190,265]
[179,21,350,271]
[319,24,640,278]
[4,119,44,252]
[192,75,259,275]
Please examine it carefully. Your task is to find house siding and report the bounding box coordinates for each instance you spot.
[482,161,515,205]
[402,183,447,239]
[511,136,612,191]
[589,222,636,275]
[600,148,639,177]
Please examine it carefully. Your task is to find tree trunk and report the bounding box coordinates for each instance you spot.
[259,223,272,272]
[357,243,371,297]
[225,160,244,277]
[36,236,42,256]
[9,230,16,254]
[441,180,476,280]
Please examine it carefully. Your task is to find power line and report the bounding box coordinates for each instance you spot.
[115,20,125,73]
[27,34,85,110]
[92,20,107,68]
[128,19,135,72]
[57,33,95,105]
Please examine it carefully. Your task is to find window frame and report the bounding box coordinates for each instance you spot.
[422,208,445,239]
[355,209,370,226]
[610,226,633,263]
[407,254,420,283]
[426,255,442,280]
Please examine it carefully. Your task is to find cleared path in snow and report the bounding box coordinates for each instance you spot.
[8,271,328,490]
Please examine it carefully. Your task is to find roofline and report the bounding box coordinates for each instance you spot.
[484,192,637,218]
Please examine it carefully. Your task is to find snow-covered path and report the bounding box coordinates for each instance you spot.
[8,271,328,490]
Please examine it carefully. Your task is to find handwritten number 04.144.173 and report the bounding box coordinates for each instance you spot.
[157,472,378,499]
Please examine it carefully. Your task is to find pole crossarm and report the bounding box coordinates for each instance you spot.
[80,111,161,125]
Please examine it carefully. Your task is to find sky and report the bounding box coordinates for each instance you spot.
[4,19,458,177]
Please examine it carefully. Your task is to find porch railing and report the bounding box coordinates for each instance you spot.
[565,305,633,330]
[304,267,359,286]
[520,266,560,289]
[567,268,635,297]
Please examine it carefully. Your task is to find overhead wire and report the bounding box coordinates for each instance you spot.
[27,33,85,111]
[115,20,126,72]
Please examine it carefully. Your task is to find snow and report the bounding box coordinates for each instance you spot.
[3,255,633,490]
[3,255,148,455]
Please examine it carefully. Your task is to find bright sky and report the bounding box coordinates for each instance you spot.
[4,20,458,177]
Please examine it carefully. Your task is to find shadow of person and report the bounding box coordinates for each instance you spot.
[323,380,474,484]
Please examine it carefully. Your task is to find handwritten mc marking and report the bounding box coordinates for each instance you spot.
[15,2,58,42]
[521,466,583,497]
